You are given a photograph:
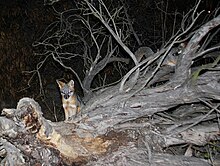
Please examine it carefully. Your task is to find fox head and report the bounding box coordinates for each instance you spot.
[56,80,75,100]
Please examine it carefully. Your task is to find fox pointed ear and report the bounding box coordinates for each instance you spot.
[56,80,65,89]
[68,80,74,88]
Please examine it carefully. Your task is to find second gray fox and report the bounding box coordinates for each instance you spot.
[56,80,82,121]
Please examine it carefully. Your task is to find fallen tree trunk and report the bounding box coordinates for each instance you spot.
[1,63,219,165]
[0,94,217,166]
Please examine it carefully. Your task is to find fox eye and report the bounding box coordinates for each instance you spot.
[60,90,73,95]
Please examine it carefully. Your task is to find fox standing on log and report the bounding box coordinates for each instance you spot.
[56,80,82,121]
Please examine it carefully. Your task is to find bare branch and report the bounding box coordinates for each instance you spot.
[84,0,139,65]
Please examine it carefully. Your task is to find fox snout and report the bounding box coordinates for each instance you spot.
[63,94,70,100]
[61,91,74,100]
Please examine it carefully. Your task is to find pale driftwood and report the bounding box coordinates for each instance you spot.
[86,148,211,166]
[0,137,25,165]
[0,97,215,165]
[1,65,219,165]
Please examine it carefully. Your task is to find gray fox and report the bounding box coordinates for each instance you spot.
[56,80,82,121]
[163,43,186,66]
